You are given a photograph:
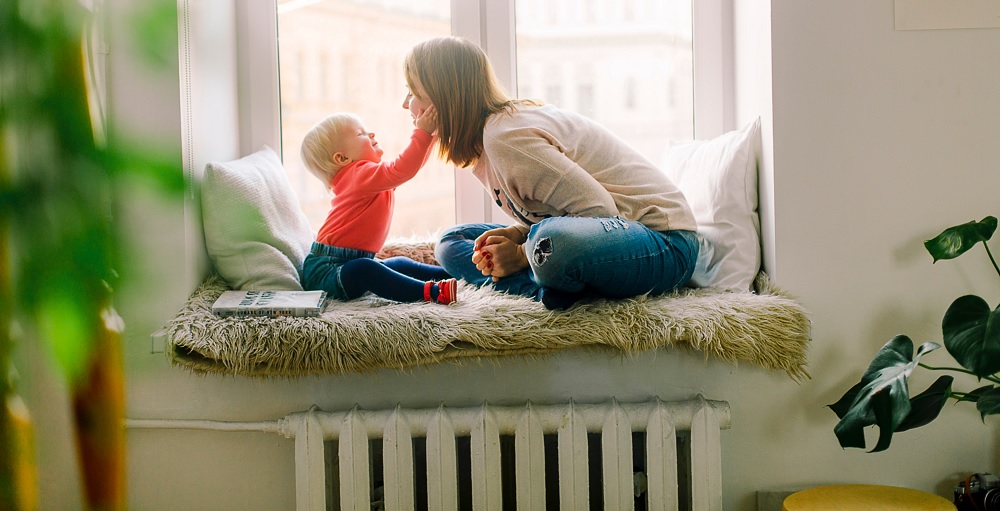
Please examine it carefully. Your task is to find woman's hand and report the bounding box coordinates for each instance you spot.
[472,226,529,281]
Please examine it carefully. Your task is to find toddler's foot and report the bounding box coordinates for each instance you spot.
[424,279,458,304]
[437,278,458,304]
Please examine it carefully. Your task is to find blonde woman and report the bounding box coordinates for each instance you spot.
[404,36,698,310]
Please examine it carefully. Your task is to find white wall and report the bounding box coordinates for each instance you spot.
[23,1,999,510]
[741,1,999,507]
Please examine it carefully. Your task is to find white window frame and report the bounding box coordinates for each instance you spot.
[692,0,732,139]
[236,0,730,226]
[451,0,516,224]
[234,1,281,158]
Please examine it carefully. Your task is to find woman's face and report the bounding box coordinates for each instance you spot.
[402,80,433,121]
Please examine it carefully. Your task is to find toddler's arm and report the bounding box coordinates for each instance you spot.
[348,117,437,192]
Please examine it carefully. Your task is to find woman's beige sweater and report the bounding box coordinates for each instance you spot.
[471,104,697,235]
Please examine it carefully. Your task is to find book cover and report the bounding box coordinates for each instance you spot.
[211,290,327,318]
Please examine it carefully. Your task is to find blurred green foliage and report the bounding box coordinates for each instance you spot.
[2,0,182,507]
[1,0,182,382]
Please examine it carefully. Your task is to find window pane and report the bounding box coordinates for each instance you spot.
[514,0,694,163]
[277,0,454,239]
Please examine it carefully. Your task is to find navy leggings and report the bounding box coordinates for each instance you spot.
[339,256,451,302]
[302,242,452,302]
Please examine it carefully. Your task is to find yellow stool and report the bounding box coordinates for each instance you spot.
[783,484,954,510]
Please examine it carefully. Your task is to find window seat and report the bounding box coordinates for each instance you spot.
[163,243,811,381]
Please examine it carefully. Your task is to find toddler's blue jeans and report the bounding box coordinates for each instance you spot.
[434,217,699,301]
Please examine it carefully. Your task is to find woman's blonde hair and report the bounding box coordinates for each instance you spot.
[300,112,361,188]
[404,36,538,168]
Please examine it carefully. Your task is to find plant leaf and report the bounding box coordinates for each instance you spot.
[827,380,866,420]
[895,375,953,432]
[832,412,867,450]
[870,388,897,452]
[924,216,998,262]
[971,385,1000,420]
[943,297,1000,378]
[831,336,939,450]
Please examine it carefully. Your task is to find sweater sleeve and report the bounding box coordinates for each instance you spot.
[486,125,619,219]
[339,129,434,194]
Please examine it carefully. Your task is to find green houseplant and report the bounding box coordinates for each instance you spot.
[1,1,179,509]
[829,216,1000,452]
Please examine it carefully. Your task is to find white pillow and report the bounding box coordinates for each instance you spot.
[201,146,314,291]
[662,118,761,292]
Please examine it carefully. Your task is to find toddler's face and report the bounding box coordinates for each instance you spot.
[338,119,383,164]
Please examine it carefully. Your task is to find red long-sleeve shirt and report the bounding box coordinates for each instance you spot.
[314,129,434,253]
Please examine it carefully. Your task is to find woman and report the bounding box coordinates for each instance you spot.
[403,36,699,310]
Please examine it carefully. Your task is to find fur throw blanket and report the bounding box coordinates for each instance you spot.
[165,241,812,380]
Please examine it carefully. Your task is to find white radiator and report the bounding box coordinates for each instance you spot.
[278,396,730,511]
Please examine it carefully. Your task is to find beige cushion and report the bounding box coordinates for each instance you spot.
[662,118,762,292]
[201,146,313,290]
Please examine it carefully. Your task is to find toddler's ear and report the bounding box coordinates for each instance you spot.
[332,152,350,165]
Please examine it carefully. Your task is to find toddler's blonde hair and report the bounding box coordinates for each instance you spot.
[300,112,362,188]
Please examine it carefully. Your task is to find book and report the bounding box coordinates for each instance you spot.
[211,290,327,318]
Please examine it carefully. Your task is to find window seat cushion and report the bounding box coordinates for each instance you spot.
[164,242,811,380]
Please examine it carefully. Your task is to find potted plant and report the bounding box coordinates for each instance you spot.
[828,216,1000,452]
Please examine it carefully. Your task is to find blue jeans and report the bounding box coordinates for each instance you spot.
[435,217,699,300]
[303,243,451,301]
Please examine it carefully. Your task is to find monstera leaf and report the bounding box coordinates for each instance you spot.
[828,336,948,452]
[924,216,998,263]
[961,385,1002,420]
[942,295,1000,379]
[894,375,954,432]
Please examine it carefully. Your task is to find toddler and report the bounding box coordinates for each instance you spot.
[299,107,457,304]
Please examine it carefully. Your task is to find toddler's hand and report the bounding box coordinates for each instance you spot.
[415,105,438,135]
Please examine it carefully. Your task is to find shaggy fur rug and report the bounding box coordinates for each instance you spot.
[165,241,812,380]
